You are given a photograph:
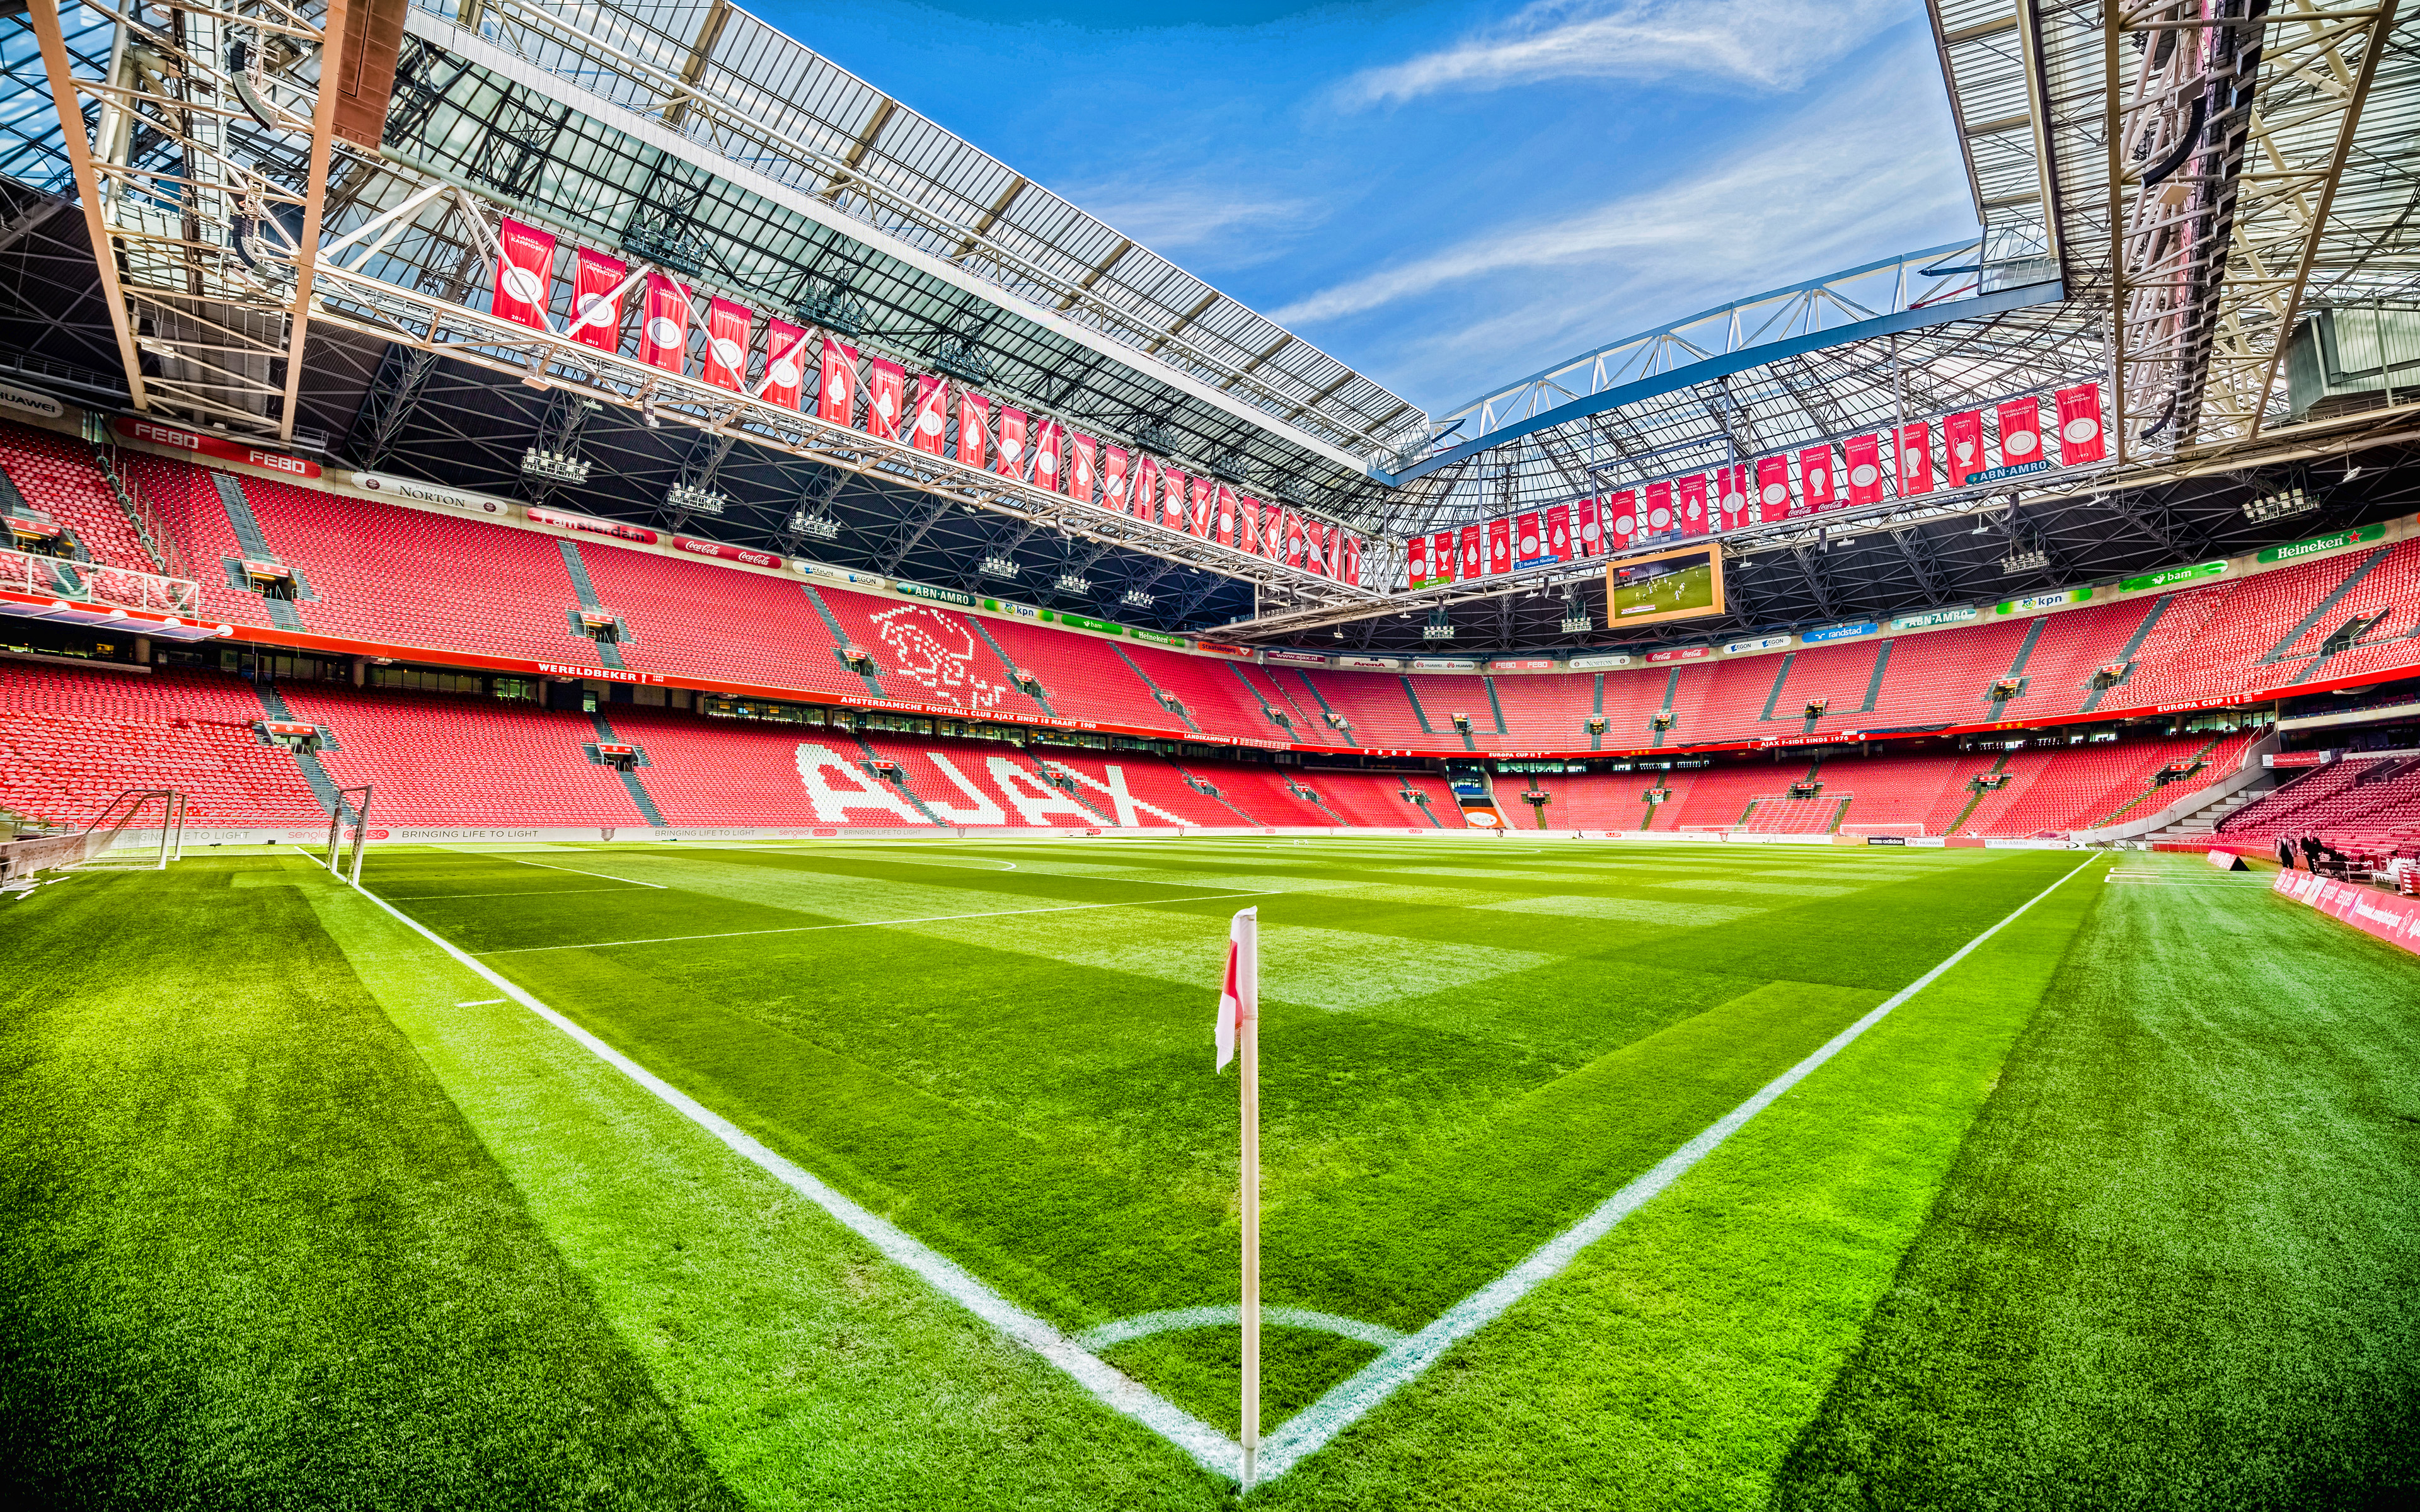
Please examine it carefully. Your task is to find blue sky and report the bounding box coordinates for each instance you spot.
[754,0,1979,419]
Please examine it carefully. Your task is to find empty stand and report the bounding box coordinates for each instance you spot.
[0,425,160,576]
[0,662,323,824]
[279,683,649,827]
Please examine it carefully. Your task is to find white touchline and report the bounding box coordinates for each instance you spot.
[473,891,1280,954]
[404,888,652,900]
[345,881,1247,1484]
[1250,852,2102,1479]
[506,856,669,889]
[344,850,2099,1487]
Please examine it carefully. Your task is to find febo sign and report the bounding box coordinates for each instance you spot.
[115,416,321,478]
[672,536,780,568]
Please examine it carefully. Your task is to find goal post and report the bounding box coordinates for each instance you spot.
[324,785,372,887]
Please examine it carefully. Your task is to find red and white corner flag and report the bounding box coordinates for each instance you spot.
[1213,905,1262,1486]
[1214,906,1258,1072]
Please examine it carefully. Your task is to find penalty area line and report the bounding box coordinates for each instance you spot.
[470,890,1280,955]
[1253,852,2104,1480]
[342,877,1247,1482]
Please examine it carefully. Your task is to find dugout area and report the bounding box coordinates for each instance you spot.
[1,838,2414,1509]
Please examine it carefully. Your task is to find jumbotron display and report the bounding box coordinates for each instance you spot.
[1608,543,1726,626]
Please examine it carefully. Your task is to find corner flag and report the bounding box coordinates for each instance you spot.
[1214,907,1257,1072]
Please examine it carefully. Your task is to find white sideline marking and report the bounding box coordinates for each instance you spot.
[456,999,507,1006]
[404,887,651,900]
[1250,852,2102,1480]
[1077,1305,1405,1353]
[507,856,667,889]
[475,891,1279,954]
[345,881,1245,1483]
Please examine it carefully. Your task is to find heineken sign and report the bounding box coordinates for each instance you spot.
[1127,628,1187,649]
[2258,524,2387,565]
[2120,560,2227,593]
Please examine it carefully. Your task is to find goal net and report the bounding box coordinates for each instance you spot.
[1840,822,1925,837]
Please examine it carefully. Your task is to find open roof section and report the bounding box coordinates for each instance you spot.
[405,0,1426,484]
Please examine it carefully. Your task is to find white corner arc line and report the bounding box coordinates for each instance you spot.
[471,891,1279,955]
[346,879,1246,1483]
[1076,1305,1405,1354]
[1252,853,2102,1479]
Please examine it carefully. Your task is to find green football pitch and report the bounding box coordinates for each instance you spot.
[4,838,2416,1509]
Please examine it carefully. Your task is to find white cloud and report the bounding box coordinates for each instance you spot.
[1344,0,1906,106]
[1066,181,1323,259]
[1274,60,1966,334]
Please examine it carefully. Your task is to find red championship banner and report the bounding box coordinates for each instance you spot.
[1162,467,1189,530]
[1605,490,1639,551]
[1485,515,1512,574]
[1574,498,1601,557]
[2055,384,2106,464]
[1306,520,1330,576]
[819,338,858,426]
[1676,474,1708,537]
[1643,482,1674,538]
[1545,501,1572,559]
[1997,397,2044,467]
[1514,510,1543,564]
[910,374,948,453]
[995,407,1028,478]
[759,318,810,409]
[492,217,556,328]
[1458,522,1484,578]
[638,274,689,370]
[1756,455,1792,522]
[1801,445,1836,512]
[569,248,627,350]
[1430,527,1458,578]
[1896,420,1934,496]
[867,359,906,442]
[1132,455,1159,522]
[1944,410,1985,486]
[703,297,751,391]
[1187,475,1214,537]
[1407,534,1429,586]
[1714,466,1749,530]
[1030,420,1063,490]
[956,391,988,467]
[1286,510,1308,567]
[1068,433,1096,501]
[1215,483,1238,546]
[1239,495,1265,554]
[1102,446,1131,514]
[1844,433,1885,504]
[1343,534,1362,587]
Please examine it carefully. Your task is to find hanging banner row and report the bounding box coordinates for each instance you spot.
[1405,384,2109,588]
[488,218,1364,585]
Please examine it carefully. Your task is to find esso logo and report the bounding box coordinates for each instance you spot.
[2005,429,2040,457]
[2063,416,2099,443]
[646,316,683,348]
[1850,463,1879,487]
[500,265,548,306]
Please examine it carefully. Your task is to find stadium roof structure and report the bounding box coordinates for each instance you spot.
[2,0,1427,629]
[3,0,2416,655]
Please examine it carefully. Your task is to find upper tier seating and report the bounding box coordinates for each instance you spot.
[976,615,1173,731]
[278,683,649,828]
[0,428,159,576]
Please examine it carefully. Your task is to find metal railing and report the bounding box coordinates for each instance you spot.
[0,543,200,617]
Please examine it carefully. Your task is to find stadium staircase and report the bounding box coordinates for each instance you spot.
[251,680,344,815]
[1110,644,1194,730]
[804,585,890,699]
[589,710,667,826]
[554,541,628,671]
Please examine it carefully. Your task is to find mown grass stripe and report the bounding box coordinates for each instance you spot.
[468,890,1279,955]
[346,879,1248,1483]
[1254,852,2102,1480]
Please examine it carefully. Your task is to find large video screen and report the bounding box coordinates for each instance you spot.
[1608,544,1726,627]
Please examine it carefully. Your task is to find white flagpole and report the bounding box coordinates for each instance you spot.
[1238,908,1260,1491]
